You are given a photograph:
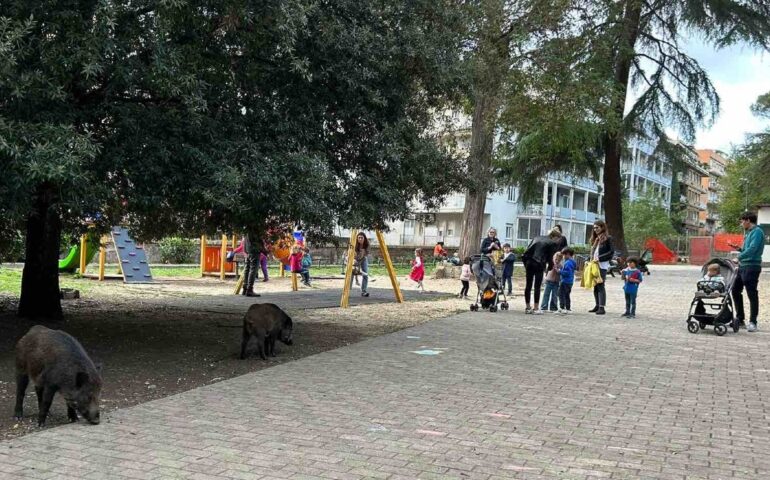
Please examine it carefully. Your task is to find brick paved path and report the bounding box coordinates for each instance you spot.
[2,267,769,479]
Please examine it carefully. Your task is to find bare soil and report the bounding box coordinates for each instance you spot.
[0,274,465,440]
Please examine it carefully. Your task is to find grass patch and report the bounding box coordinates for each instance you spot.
[0,268,95,296]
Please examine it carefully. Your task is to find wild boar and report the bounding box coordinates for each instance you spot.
[240,303,293,360]
[14,325,102,427]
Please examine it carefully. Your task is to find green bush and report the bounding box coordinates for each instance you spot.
[158,237,197,264]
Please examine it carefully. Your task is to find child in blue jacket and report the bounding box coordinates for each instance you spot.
[558,248,576,314]
[621,257,643,318]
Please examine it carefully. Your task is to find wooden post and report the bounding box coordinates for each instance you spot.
[79,234,87,275]
[376,230,403,303]
[220,234,227,281]
[98,236,107,281]
[291,271,298,291]
[340,229,358,308]
[200,235,207,277]
[234,272,245,295]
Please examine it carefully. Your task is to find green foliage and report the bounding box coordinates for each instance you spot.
[622,194,676,252]
[158,238,198,264]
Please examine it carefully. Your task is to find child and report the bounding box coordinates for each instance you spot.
[621,257,643,318]
[558,248,576,314]
[501,244,515,296]
[300,247,312,286]
[289,245,303,282]
[459,256,472,299]
[540,251,563,313]
[409,248,425,292]
[699,263,725,293]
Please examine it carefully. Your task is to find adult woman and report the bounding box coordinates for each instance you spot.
[480,227,502,256]
[522,229,561,314]
[553,224,569,252]
[589,220,613,315]
[354,232,370,297]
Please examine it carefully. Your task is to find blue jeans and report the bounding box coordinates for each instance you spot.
[624,291,637,315]
[351,257,369,293]
[502,275,512,294]
[541,280,558,311]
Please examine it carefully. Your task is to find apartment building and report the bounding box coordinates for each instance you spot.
[696,149,731,234]
[621,137,673,209]
[671,141,709,235]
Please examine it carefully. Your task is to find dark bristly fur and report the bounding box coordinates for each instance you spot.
[14,325,102,427]
[240,303,294,360]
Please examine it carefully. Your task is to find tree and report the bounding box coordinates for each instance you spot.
[718,92,770,230]
[1,1,465,319]
[622,193,675,252]
[485,1,770,255]
[456,1,600,258]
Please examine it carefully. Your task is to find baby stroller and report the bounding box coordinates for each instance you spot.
[469,254,509,313]
[686,258,738,336]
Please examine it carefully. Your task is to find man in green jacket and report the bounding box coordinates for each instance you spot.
[729,212,765,332]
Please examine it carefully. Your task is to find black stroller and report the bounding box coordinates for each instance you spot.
[686,258,738,336]
[469,254,509,313]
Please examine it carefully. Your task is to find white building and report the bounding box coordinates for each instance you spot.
[621,137,673,209]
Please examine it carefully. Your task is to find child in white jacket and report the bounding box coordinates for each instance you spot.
[459,256,472,299]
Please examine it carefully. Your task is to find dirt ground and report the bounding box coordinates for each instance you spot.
[0,273,467,440]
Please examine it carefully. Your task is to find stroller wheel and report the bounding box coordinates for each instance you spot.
[500,302,509,310]
[470,304,478,311]
[687,321,699,334]
[714,324,727,336]
[489,305,497,313]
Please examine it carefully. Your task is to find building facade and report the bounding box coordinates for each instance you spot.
[671,140,709,236]
[621,137,672,209]
[696,149,730,234]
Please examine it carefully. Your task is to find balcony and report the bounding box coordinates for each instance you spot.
[518,204,544,216]
[399,234,462,248]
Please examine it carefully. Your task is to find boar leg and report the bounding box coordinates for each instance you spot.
[240,328,251,360]
[256,333,266,360]
[37,385,58,427]
[14,374,29,420]
[67,405,78,423]
[35,385,43,413]
[270,337,277,357]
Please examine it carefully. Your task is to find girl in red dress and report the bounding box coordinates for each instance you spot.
[409,248,425,292]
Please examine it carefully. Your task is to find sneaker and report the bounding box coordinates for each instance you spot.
[362,292,370,297]
[533,309,544,315]
[557,309,566,315]
[549,309,558,313]
[595,307,606,315]
[628,314,636,319]
[563,310,572,315]
[620,313,629,318]
[589,306,599,313]
[525,307,533,314]
[748,322,758,332]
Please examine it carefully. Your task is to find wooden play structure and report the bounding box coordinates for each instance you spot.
[340,230,403,308]
[76,227,153,283]
[199,234,238,280]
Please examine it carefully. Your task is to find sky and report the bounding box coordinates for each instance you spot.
[682,37,770,153]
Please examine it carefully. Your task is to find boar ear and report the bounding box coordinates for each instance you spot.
[95,363,103,373]
[75,372,89,388]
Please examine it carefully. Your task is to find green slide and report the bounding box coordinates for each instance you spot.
[59,240,98,273]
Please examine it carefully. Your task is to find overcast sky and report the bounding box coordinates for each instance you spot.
[684,37,770,153]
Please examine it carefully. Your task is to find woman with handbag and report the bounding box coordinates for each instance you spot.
[589,221,613,315]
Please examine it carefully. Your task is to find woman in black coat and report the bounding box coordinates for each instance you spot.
[589,220,613,315]
[521,229,561,314]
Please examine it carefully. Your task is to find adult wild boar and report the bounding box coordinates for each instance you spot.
[14,325,102,426]
[241,303,293,360]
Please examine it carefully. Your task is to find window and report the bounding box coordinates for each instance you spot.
[403,220,415,234]
[517,218,541,244]
[507,187,516,202]
[505,223,514,241]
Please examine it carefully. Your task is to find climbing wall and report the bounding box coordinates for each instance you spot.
[111,226,153,283]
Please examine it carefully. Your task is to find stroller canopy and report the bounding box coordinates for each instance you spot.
[471,255,497,292]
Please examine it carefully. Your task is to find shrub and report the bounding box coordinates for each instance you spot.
[158,237,197,264]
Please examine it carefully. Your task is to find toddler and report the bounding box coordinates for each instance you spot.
[621,257,643,318]
[459,256,472,298]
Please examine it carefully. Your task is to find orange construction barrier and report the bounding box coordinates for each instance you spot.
[644,238,677,264]
[714,233,743,252]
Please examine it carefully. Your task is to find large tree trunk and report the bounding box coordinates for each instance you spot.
[458,91,500,259]
[603,0,643,255]
[18,183,63,320]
